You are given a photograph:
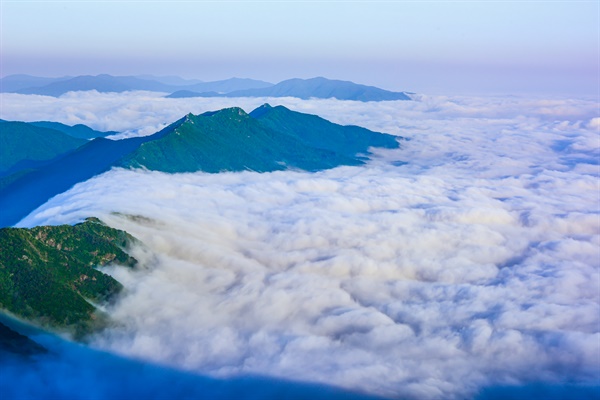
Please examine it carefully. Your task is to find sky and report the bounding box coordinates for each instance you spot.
[1,0,598,95]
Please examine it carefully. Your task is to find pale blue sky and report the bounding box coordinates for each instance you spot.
[1,0,598,95]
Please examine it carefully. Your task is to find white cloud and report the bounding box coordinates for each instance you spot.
[587,117,600,130]
[13,93,600,399]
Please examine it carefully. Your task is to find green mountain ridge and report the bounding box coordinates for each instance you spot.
[119,104,399,173]
[0,120,88,174]
[250,104,399,154]
[120,107,354,173]
[28,121,118,139]
[1,104,402,227]
[0,218,138,337]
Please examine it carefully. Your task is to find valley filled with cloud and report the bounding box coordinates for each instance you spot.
[2,92,597,399]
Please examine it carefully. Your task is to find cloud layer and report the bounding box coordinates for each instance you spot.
[13,92,600,399]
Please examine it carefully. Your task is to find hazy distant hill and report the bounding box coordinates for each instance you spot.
[0,105,400,226]
[229,77,412,101]
[166,90,220,98]
[135,74,204,86]
[2,74,410,101]
[2,74,273,97]
[185,77,273,94]
[133,76,272,92]
[0,74,72,93]
[28,121,118,140]
[13,74,174,96]
[167,77,412,101]
[0,121,87,174]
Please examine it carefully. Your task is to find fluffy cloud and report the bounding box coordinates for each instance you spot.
[14,93,600,399]
[1,91,597,139]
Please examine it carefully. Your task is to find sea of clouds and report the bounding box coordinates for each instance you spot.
[2,91,599,399]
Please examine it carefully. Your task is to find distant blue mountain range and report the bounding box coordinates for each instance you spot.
[27,121,118,140]
[0,74,273,97]
[167,77,412,101]
[0,120,116,178]
[0,74,74,93]
[0,105,402,226]
[0,74,412,102]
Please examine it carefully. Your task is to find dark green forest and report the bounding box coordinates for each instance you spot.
[0,218,137,336]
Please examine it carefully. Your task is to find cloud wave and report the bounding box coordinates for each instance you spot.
[15,93,600,399]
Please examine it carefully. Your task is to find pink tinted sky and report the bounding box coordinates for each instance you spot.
[1,0,597,96]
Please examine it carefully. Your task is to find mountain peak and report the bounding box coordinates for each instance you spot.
[178,108,251,130]
[119,104,400,175]
[248,103,274,119]
[207,107,249,119]
[218,77,411,101]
